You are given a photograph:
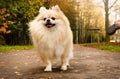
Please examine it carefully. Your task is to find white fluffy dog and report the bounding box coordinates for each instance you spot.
[28,5,73,71]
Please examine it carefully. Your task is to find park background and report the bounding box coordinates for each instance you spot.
[0,0,120,45]
[0,1,120,79]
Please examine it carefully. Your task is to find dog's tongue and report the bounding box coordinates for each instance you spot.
[46,24,53,28]
[45,24,55,28]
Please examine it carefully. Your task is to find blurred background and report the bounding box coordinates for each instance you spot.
[0,0,120,45]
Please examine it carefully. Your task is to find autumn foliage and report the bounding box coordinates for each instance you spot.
[0,8,14,34]
[0,0,120,45]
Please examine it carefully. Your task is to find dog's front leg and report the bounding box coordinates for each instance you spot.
[44,60,52,71]
[61,57,69,71]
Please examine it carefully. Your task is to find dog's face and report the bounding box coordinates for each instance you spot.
[36,5,66,29]
[43,16,56,28]
[41,10,57,28]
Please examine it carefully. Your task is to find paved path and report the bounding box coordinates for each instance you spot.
[0,45,120,79]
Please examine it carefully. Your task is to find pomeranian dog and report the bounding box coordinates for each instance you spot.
[28,5,73,71]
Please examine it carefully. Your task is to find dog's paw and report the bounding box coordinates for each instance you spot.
[61,65,67,71]
[44,68,52,71]
[44,66,52,71]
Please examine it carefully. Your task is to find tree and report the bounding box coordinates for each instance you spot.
[103,0,118,42]
[114,0,120,15]
[0,1,14,45]
[0,0,46,45]
[0,8,13,34]
[75,0,105,43]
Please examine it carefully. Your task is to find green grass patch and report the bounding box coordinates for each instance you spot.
[0,45,33,53]
[99,45,120,52]
[81,43,120,53]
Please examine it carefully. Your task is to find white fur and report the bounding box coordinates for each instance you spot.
[29,5,73,71]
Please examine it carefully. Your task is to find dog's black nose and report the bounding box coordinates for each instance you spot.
[47,19,50,22]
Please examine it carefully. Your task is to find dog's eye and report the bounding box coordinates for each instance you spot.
[44,18,46,21]
[51,17,55,20]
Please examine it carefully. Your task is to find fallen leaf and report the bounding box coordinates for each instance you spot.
[13,66,18,69]
[14,71,22,76]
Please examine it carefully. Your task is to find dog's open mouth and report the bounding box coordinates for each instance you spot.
[45,23,55,28]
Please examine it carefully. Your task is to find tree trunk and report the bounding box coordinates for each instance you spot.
[105,8,110,42]
[103,0,118,42]
[104,0,110,42]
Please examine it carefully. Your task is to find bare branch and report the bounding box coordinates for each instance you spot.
[113,8,120,11]
[109,0,118,9]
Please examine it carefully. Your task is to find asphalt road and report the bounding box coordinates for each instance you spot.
[0,45,120,79]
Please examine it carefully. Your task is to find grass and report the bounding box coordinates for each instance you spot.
[0,43,120,53]
[81,43,120,53]
[0,45,33,53]
[100,45,120,52]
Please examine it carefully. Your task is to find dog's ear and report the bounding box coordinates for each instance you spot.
[39,7,46,13]
[52,5,61,11]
